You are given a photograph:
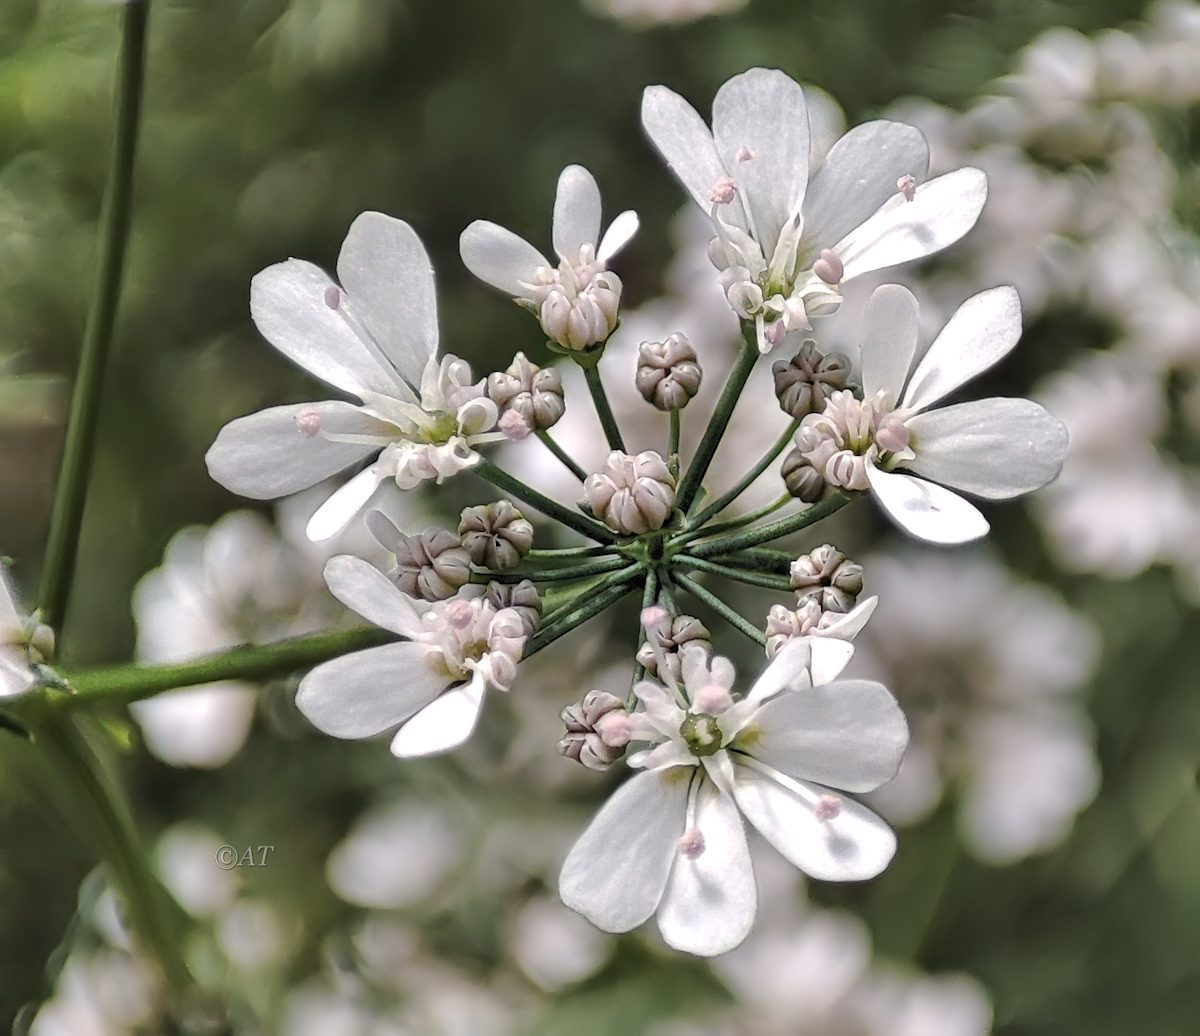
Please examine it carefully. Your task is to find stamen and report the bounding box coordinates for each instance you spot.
[897,175,918,202]
[812,249,844,285]
[295,407,322,438]
[443,599,474,630]
[815,795,842,822]
[709,176,738,205]
[324,285,342,310]
[677,828,706,859]
[735,146,756,162]
[875,416,910,454]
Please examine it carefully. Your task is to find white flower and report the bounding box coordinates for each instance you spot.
[587,0,747,28]
[1,565,42,701]
[460,165,639,352]
[296,555,527,758]
[641,68,988,349]
[206,213,502,541]
[796,284,1067,544]
[559,633,907,956]
[763,594,878,660]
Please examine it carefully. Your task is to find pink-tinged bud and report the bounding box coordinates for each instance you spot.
[813,249,844,285]
[677,828,706,859]
[498,409,533,441]
[324,286,342,309]
[693,683,733,716]
[897,174,918,201]
[295,408,322,438]
[815,795,843,822]
[640,605,670,632]
[735,146,756,162]
[560,690,629,771]
[709,176,738,205]
[585,451,677,535]
[595,710,633,748]
[875,416,911,454]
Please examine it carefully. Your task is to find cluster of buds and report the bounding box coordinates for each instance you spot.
[635,333,703,411]
[484,578,542,637]
[559,690,633,771]
[789,544,864,614]
[771,340,852,420]
[487,353,565,441]
[583,450,676,535]
[459,501,534,570]
[386,527,472,601]
[636,611,712,683]
[764,599,847,659]
[525,246,622,353]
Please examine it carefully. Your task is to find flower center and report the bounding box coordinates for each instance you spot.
[679,713,723,757]
[796,390,912,491]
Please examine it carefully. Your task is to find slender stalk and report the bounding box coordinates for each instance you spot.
[672,494,790,547]
[675,554,793,592]
[582,360,626,452]
[474,458,616,544]
[709,547,794,574]
[469,556,628,584]
[690,492,852,558]
[523,567,643,658]
[671,571,767,647]
[538,565,644,628]
[535,430,587,482]
[687,420,798,529]
[629,567,660,693]
[675,331,759,511]
[668,408,681,477]
[527,545,615,560]
[64,626,392,707]
[657,569,679,614]
[38,0,151,630]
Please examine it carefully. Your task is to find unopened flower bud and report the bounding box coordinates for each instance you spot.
[459,501,534,570]
[635,333,703,411]
[487,353,565,434]
[636,613,712,683]
[781,448,826,502]
[25,618,56,665]
[485,579,542,637]
[391,528,471,601]
[813,249,844,285]
[559,690,630,771]
[771,341,852,420]
[540,272,622,352]
[790,544,864,613]
[583,451,676,535]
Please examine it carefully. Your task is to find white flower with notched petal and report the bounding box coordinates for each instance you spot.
[459,165,639,353]
[296,555,526,758]
[795,284,1068,544]
[1,566,44,701]
[559,628,907,956]
[206,213,503,541]
[641,68,988,350]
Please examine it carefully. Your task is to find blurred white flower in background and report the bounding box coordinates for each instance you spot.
[851,549,1100,863]
[586,0,748,27]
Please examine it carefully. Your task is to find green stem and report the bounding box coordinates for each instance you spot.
[582,360,626,452]
[687,420,798,529]
[629,567,660,692]
[527,545,615,560]
[709,547,794,574]
[668,408,681,477]
[535,430,587,482]
[675,330,759,511]
[673,494,790,547]
[657,567,679,614]
[690,492,852,558]
[670,571,767,647]
[469,556,628,584]
[38,0,151,631]
[523,566,643,658]
[675,554,793,592]
[63,626,391,708]
[474,458,616,544]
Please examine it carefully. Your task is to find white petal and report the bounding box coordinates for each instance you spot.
[744,679,908,792]
[206,403,380,500]
[336,213,439,388]
[904,398,1068,499]
[132,683,256,769]
[553,165,603,258]
[296,642,446,740]
[390,677,487,758]
[866,463,990,545]
[459,221,549,297]
[657,779,756,956]
[323,555,424,638]
[629,740,697,771]
[901,287,1022,412]
[836,167,988,283]
[859,284,920,404]
[634,680,687,736]
[1,650,35,700]
[0,567,23,642]
[560,767,691,933]
[641,85,732,216]
[732,762,897,881]
[807,636,857,686]
[816,596,878,645]
[745,637,817,705]
[306,466,385,541]
[712,68,809,249]
[597,210,640,264]
[802,121,930,250]
[250,260,398,397]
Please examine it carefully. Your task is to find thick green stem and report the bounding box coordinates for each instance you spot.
[582,360,626,452]
[469,556,628,584]
[675,554,794,592]
[690,492,852,558]
[63,626,391,708]
[38,0,150,631]
[675,331,759,511]
[535,429,587,482]
[687,420,798,529]
[670,571,767,647]
[474,458,616,544]
[523,566,643,658]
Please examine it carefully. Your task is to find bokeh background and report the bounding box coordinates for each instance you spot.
[3,0,1200,1032]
